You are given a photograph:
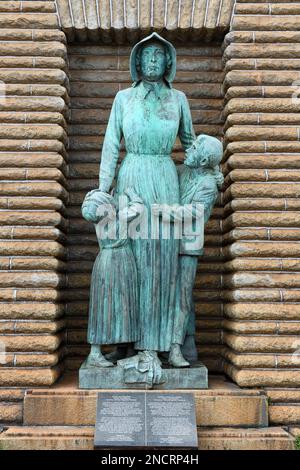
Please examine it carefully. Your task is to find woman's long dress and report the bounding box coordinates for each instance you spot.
[99,80,195,352]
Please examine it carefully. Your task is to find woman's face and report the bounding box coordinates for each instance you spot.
[139,42,167,81]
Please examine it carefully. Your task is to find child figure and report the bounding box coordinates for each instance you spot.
[81,188,144,368]
[169,134,223,367]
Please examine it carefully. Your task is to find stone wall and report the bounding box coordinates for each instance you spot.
[56,0,234,43]
[0,0,299,428]
[222,0,300,423]
[65,42,225,372]
[0,1,69,387]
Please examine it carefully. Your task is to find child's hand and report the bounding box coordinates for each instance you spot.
[81,189,113,223]
[82,201,99,223]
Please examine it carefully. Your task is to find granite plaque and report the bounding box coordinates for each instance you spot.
[146,393,198,448]
[94,393,145,447]
[94,392,198,448]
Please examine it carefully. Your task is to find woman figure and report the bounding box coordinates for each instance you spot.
[93,33,195,367]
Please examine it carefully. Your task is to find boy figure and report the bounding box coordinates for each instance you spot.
[169,134,223,367]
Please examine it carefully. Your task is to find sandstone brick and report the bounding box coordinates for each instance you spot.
[10,258,66,271]
[226,169,300,183]
[0,272,64,288]
[225,69,300,88]
[0,389,24,402]
[270,405,300,425]
[225,113,300,129]
[223,289,300,303]
[198,426,295,451]
[0,13,58,29]
[224,30,300,46]
[0,69,67,85]
[234,3,270,14]
[225,198,300,213]
[223,350,277,368]
[0,97,66,114]
[224,332,300,353]
[0,241,64,257]
[0,181,67,198]
[0,112,66,127]
[225,362,300,387]
[226,140,300,156]
[224,212,300,231]
[232,15,300,31]
[224,303,300,321]
[224,319,291,335]
[227,154,300,170]
[223,227,270,242]
[0,29,65,42]
[0,425,93,450]
[266,390,300,403]
[225,258,300,272]
[225,43,300,61]
[225,352,300,370]
[289,427,300,438]
[15,351,63,367]
[225,241,300,258]
[0,333,63,353]
[226,58,300,72]
[0,403,22,423]
[0,212,66,228]
[226,126,299,142]
[0,56,66,70]
[0,300,64,314]
[0,319,65,334]
[1,197,64,211]
[0,366,62,386]
[0,140,67,156]
[0,2,56,13]
[225,98,300,114]
[224,272,300,289]
[1,84,68,99]
[0,226,63,241]
[225,183,300,201]
[1,168,66,184]
[0,153,65,169]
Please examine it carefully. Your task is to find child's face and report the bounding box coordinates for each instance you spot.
[185,141,207,168]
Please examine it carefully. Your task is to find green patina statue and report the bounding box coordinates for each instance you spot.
[171,134,223,365]
[80,32,223,388]
[81,189,144,368]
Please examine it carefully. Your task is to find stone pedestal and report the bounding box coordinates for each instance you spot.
[79,361,208,390]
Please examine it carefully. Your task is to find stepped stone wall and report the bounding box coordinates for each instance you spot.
[0,0,299,429]
[0,1,69,387]
[222,0,300,423]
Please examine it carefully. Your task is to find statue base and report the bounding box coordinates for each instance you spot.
[79,361,208,390]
